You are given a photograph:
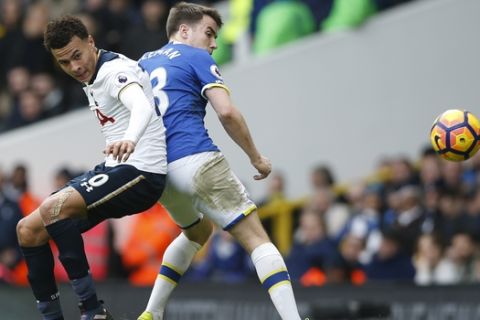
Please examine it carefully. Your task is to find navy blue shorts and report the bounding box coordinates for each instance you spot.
[63,163,165,232]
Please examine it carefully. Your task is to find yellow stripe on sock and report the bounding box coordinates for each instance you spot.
[267,280,291,293]
[157,274,178,286]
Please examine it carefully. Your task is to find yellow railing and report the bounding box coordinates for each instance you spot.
[257,196,307,255]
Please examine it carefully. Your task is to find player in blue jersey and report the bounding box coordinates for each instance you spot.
[16,16,168,320]
[137,3,302,320]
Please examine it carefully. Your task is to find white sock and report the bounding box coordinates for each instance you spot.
[144,233,201,320]
[251,242,301,320]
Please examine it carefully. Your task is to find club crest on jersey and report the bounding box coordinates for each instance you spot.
[115,73,129,87]
[94,109,115,126]
[210,65,223,81]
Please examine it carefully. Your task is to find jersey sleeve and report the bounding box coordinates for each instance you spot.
[191,50,231,99]
[102,60,143,100]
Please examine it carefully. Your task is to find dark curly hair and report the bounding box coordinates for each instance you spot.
[44,15,88,51]
[166,2,223,39]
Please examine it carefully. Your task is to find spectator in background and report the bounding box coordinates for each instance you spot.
[465,189,480,234]
[418,147,444,234]
[437,191,471,244]
[422,186,442,234]
[382,185,425,255]
[1,66,30,131]
[0,0,24,88]
[388,157,419,191]
[257,171,287,236]
[326,233,366,285]
[121,0,169,59]
[259,171,286,206]
[43,0,79,19]
[100,0,142,52]
[286,207,336,285]
[3,164,40,217]
[418,147,443,191]
[310,164,336,192]
[365,230,415,282]
[308,187,351,239]
[30,72,65,117]
[0,168,24,284]
[338,183,383,264]
[413,233,456,285]
[7,2,53,74]
[5,88,45,130]
[441,160,471,196]
[444,232,480,284]
[257,171,305,254]
[5,65,30,97]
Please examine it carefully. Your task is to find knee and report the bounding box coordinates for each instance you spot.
[16,217,39,247]
[185,218,213,245]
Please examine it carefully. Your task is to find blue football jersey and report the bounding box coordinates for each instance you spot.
[139,42,229,163]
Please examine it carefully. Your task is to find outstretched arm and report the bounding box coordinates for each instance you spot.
[205,86,271,180]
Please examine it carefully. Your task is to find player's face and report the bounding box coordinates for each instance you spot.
[51,35,98,83]
[185,15,218,54]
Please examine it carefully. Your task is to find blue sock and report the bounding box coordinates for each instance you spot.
[37,299,64,320]
[72,274,100,311]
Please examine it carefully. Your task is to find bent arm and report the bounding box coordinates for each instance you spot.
[105,83,154,162]
[119,83,154,143]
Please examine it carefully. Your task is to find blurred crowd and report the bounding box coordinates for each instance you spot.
[260,146,480,287]
[3,145,480,288]
[0,0,417,132]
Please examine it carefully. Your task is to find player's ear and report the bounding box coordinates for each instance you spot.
[179,24,189,39]
[87,35,96,48]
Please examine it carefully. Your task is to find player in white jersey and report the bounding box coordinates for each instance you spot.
[16,16,167,320]
[137,3,302,320]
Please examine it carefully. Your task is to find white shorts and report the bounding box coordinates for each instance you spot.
[159,151,257,230]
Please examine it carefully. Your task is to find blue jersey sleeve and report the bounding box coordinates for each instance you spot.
[190,50,230,99]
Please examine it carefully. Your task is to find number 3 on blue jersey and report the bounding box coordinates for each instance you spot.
[150,67,169,117]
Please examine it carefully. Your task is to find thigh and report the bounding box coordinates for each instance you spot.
[167,152,257,230]
[193,154,257,230]
[69,163,166,220]
[160,177,202,229]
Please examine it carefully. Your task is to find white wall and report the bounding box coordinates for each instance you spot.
[1,0,479,200]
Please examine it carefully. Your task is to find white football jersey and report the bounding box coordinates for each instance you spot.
[83,50,167,174]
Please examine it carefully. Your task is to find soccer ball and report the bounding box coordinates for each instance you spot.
[430,109,480,161]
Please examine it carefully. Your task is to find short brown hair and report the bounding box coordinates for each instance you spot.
[44,15,89,51]
[166,2,223,39]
